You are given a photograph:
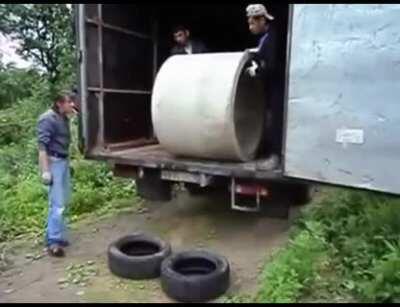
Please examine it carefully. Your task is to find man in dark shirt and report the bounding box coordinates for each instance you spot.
[246,4,283,169]
[37,92,77,257]
[170,25,208,56]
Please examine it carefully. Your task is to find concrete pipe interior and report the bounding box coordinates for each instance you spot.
[152,51,266,162]
[232,63,266,161]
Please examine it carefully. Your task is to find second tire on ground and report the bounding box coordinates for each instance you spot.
[160,249,230,302]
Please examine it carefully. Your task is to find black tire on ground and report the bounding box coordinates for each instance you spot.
[161,250,230,302]
[136,170,172,202]
[108,233,172,280]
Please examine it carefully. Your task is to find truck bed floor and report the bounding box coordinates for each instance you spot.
[93,144,284,180]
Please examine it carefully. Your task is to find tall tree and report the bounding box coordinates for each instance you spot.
[0,4,75,86]
[0,52,42,109]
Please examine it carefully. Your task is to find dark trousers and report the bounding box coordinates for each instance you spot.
[259,83,284,156]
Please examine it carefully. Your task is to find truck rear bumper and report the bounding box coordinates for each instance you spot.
[87,144,288,182]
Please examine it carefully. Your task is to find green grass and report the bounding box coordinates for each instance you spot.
[0,154,138,243]
[305,188,400,303]
[0,86,139,243]
[234,187,400,303]
[256,221,329,303]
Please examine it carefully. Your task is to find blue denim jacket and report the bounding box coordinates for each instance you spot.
[37,109,70,157]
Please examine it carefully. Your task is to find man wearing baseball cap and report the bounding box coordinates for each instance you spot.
[245,4,283,170]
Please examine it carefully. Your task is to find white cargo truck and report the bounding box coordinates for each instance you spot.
[74,4,400,214]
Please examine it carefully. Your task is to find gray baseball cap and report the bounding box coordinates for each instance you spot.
[246,4,274,20]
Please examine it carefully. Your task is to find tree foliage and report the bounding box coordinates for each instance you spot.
[0,4,75,87]
[0,59,41,109]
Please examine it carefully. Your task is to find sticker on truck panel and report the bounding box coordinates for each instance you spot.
[336,129,364,145]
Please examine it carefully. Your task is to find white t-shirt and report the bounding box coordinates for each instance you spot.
[184,42,193,54]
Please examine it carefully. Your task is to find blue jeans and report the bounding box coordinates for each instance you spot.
[45,157,71,247]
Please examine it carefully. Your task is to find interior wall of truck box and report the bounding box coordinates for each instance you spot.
[83,3,289,157]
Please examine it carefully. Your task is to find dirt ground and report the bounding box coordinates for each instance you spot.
[0,190,301,303]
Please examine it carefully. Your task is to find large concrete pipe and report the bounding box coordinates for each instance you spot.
[151,51,266,162]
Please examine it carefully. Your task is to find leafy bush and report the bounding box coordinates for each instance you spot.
[256,221,328,303]
[360,241,400,303]
[0,4,138,244]
[69,159,136,218]
[0,62,40,109]
[0,73,137,243]
[0,152,136,242]
[256,188,400,303]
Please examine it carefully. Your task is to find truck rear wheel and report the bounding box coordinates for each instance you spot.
[288,183,315,206]
[184,183,205,196]
[136,170,172,202]
[184,183,218,196]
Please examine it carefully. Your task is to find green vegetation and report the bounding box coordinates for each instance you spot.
[0,76,137,243]
[0,4,75,86]
[302,188,400,303]
[226,188,400,303]
[0,4,138,244]
[256,221,328,303]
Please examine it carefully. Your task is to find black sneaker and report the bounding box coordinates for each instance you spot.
[47,244,65,257]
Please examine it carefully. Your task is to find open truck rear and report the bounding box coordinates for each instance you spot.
[74,4,400,213]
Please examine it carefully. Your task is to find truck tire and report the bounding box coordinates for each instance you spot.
[184,183,205,196]
[184,183,218,196]
[161,250,230,302]
[136,170,172,201]
[289,184,315,206]
[108,233,171,280]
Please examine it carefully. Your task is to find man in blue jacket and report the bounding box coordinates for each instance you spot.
[37,91,77,257]
[246,4,283,170]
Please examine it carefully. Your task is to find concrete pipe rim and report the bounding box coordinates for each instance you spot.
[228,50,265,162]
